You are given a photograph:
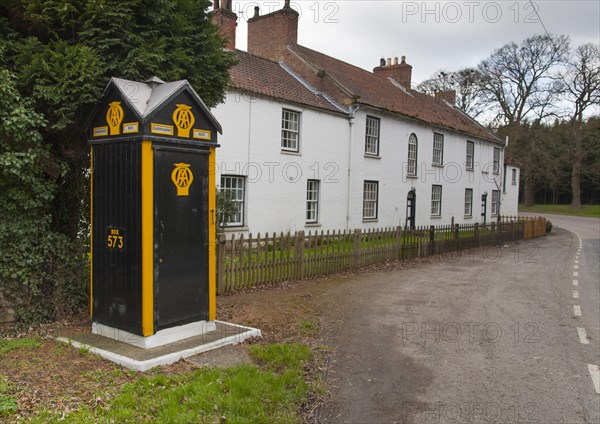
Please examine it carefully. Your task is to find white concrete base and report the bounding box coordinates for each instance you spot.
[92,320,218,349]
[57,321,261,372]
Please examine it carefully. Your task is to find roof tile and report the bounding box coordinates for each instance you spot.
[229,50,344,114]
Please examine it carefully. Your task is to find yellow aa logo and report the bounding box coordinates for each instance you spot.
[171,163,194,196]
[106,101,124,135]
[172,104,195,138]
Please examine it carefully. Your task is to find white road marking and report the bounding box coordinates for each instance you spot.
[574,271,579,277]
[573,280,579,286]
[577,327,589,344]
[574,265,579,270]
[588,365,600,394]
[575,260,579,264]
[573,291,579,299]
[574,305,582,317]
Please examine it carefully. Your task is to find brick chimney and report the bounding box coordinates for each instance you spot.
[247,0,299,61]
[211,0,237,50]
[435,90,457,105]
[373,55,413,89]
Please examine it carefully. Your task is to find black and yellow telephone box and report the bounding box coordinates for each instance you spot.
[86,77,221,338]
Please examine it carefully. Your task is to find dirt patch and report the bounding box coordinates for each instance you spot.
[0,338,136,419]
[185,344,253,368]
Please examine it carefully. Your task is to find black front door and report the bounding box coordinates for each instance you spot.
[406,189,416,229]
[154,147,208,330]
[481,193,488,225]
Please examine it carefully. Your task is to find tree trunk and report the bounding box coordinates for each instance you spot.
[570,160,582,208]
[524,179,535,207]
[570,125,583,209]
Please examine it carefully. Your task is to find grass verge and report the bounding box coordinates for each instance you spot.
[0,337,41,419]
[519,204,600,218]
[0,337,40,355]
[30,343,313,423]
[0,374,18,418]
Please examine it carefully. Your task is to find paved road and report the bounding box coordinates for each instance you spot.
[318,216,600,423]
[523,213,600,351]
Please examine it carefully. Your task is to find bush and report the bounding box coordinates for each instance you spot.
[546,220,553,233]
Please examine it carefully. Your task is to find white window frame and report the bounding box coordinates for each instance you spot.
[306,179,320,223]
[365,116,380,156]
[407,133,418,176]
[363,181,379,220]
[433,133,444,165]
[466,141,474,170]
[493,147,500,174]
[220,175,245,227]
[511,168,517,185]
[281,109,300,152]
[491,190,499,216]
[464,188,473,217]
[431,185,442,216]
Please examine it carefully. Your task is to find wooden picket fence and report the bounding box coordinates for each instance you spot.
[216,216,546,294]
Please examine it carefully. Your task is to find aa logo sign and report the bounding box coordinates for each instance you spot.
[171,163,194,196]
[106,101,124,135]
[172,104,195,138]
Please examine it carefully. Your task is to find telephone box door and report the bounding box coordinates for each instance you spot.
[154,147,208,330]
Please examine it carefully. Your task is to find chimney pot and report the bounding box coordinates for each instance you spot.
[380,57,386,67]
[373,55,412,88]
[253,6,259,17]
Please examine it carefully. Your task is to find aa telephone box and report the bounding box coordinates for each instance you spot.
[86,77,221,339]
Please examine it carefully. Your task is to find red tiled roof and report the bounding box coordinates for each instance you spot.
[229,50,344,114]
[291,45,501,143]
[504,155,521,167]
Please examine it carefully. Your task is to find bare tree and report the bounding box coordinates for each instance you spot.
[479,34,570,206]
[417,68,486,119]
[559,43,600,208]
[479,34,570,125]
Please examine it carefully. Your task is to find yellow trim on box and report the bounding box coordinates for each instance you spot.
[208,147,216,321]
[141,140,154,336]
[193,129,212,140]
[123,122,139,134]
[93,126,108,137]
[89,147,93,319]
[150,123,174,136]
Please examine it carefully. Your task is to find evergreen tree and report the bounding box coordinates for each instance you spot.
[0,0,236,322]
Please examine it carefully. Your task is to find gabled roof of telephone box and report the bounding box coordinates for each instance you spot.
[86,77,222,140]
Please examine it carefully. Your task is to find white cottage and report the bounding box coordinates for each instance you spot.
[210,1,519,235]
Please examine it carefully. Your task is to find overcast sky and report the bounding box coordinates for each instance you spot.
[225,0,600,85]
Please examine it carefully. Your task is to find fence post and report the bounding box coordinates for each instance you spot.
[295,230,305,279]
[396,226,403,260]
[429,225,435,256]
[217,232,226,294]
[474,223,480,247]
[491,222,496,244]
[454,224,460,251]
[354,229,361,268]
